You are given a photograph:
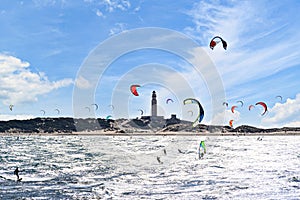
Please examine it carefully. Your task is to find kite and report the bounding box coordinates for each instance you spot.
[130,84,141,96]
[231,106,238,113]
[237,101,244,107]
[166,98,174,104]
[9,105,14,111]
[209,36,227,50]
[229,119,234,127]
[55,109,60,115]
[91,103,99,110]
[138,109,144,115]
[106,115,112,120]
[85,107,91,112]
[108,104,114,110]
[248,105,255,111]
[40,110,46,115]
[276,95,283,102]
[183,98,204,127]
[255,102,268,116]
[223,102,229,107]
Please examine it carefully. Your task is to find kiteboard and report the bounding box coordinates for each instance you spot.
[0,175,22,182]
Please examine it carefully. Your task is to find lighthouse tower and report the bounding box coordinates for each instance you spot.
[151,91,157,117]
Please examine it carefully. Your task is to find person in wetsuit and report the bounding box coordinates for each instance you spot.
[14,167,21,181]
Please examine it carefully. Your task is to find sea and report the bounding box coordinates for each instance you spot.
[0,134,299,199]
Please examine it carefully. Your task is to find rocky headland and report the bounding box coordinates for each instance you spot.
[0,117,299,135]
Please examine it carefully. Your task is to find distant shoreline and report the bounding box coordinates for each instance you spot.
[1,131,300,137]
[1,117,300,136]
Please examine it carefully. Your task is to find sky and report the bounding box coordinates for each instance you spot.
[0,0,300,128]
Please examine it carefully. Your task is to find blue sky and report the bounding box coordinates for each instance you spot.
[0,0,300,128]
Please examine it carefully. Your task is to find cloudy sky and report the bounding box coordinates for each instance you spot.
[1,0,300,128]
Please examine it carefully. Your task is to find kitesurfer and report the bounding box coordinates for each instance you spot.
[198,141,206,159]
[163,149,167,155]
[157,156,162,164]
[14,167,21,181]
[199,152,204,159]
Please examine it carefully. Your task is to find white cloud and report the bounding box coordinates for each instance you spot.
[104,0,130,12]
[0,114,34,121]
[32,0,66,7]
[0,54,73,105]
[96,9,105,17]
[210,109,240,126]
[134,6,140,12]
[262,94,300,127]
[75,75,92,89]
[44,49,63,57]
[0,54,29,73]
[284,121,300,127]
[85,0,131,13]
[109,23,126,35]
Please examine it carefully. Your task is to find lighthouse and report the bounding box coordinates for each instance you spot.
[151,91,157,117]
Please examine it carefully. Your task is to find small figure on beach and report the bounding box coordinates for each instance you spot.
[163,149,167,155]
[14,167,22,181]
[156,156,162,164]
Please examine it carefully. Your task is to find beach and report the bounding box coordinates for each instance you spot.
[1,134,299,199]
